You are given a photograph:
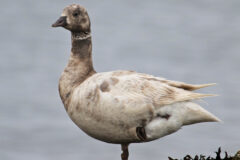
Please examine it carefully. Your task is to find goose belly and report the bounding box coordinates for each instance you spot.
[67,105,140,144]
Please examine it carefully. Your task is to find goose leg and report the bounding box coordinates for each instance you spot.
[121,144,129,160]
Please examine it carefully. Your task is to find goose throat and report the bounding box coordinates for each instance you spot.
[72,32,91,41]
[71,32,93,59]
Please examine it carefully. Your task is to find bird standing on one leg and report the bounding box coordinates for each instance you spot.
[52,4,220,160]
[121,144,129,160]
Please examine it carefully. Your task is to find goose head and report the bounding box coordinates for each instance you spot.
[52,4,91,34]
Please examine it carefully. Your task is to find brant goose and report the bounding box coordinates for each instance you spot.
[52,4,220,160]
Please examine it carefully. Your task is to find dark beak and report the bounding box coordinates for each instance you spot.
[52,16,67,27]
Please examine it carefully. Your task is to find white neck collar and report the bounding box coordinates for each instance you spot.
[72,33,91,40]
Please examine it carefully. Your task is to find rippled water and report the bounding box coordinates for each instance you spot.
[1,0,240,160]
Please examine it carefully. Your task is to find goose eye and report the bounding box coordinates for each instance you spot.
[73,12,79,17]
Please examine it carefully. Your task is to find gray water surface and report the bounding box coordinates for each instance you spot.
[1,0,240,160]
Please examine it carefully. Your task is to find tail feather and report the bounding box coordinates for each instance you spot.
[189,93,218,99]
[187,83,217,91]
[183,102,221,125]
[166,80,216,91]
[173,91,218,104]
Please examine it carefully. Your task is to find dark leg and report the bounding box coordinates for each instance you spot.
[121,144,129,160]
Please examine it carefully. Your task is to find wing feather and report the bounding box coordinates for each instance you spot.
[77,71,216,126]
[104,71,216,108]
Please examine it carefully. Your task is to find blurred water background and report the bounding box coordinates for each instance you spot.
[0,0,240,160]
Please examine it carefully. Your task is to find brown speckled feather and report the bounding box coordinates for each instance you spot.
[54,4,219,146]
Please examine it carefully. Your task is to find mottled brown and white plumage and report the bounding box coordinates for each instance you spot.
[52,4,220,160]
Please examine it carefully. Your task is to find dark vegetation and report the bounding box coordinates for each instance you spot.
[168,148,240,160]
